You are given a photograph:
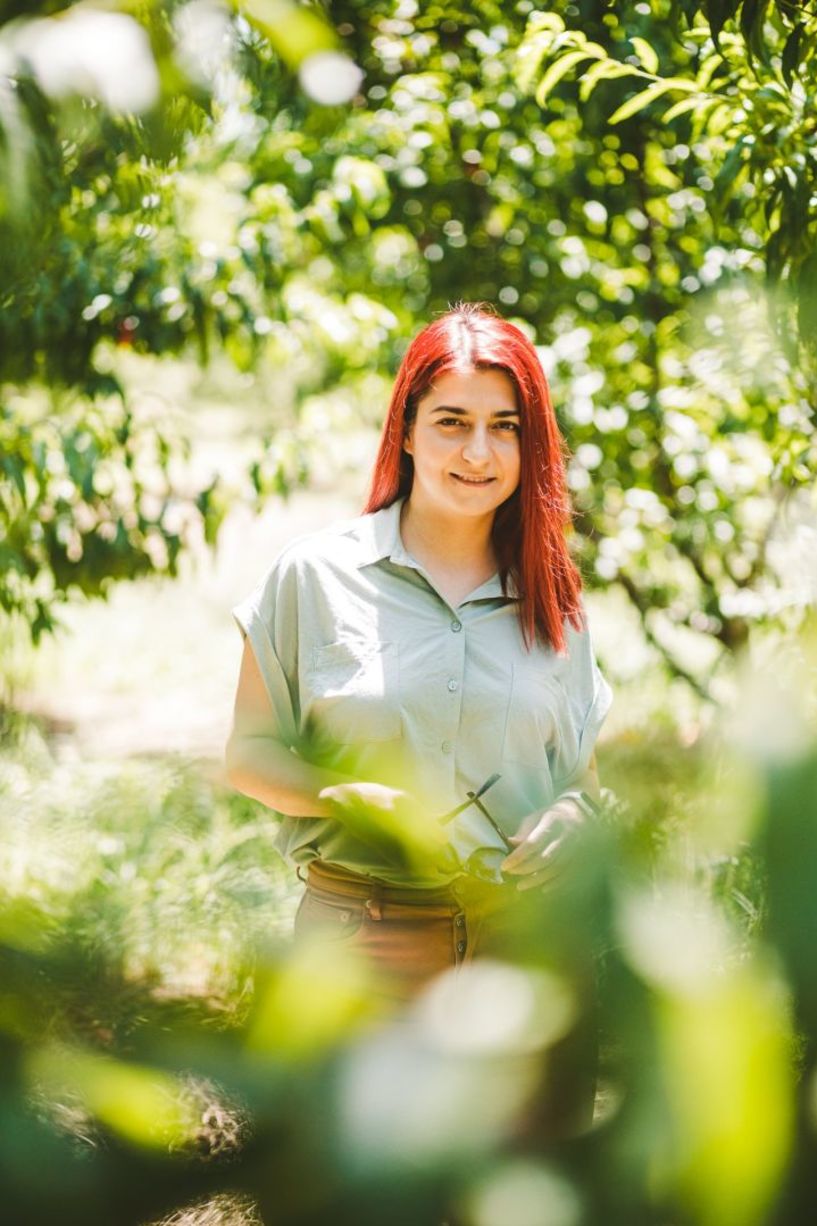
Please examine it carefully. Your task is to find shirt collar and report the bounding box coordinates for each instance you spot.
[357,498,518,601]
[354,497,406,566]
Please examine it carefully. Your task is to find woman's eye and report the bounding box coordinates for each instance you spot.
[435,417,519,431]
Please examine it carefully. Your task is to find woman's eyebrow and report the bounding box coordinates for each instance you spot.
[429,405,520,417]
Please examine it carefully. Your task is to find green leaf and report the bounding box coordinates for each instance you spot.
[631,36,659,75]
[707,137,751,226]
[661,96,704,123]
[763,178,783,226]
[695,50,725,90]
[515,12,568,92]
[713,135,751,203]
[781,24,804,89]
[739,0,772,66]
[2,454,27,501]
[535,48,607,107]
[765,225,788,285]
[706,0,741,48]
[608,78,698,125]
[526,11,566,35]
[796,254,817,356]
[578,59,640,103]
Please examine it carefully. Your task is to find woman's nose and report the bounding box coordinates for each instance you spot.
[462,427,491,462]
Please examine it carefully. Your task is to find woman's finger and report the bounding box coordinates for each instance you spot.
[503,814,556,867]
[517,867,560,891]
[502,827,560,874]
[506,810,543,847]
[502,843,545,873]
[514,835,583,890]
[506,823,579,879]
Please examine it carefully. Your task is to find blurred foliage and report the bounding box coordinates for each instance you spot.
[1,0,815,673]
[1,627,817,1225]
[4,7,817,1221]
[0,0,363,642]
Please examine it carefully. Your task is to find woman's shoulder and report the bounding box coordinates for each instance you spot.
[263,506,390,578]
[236,509,383,621]
[527,599,596,677]
[559,598,613,704]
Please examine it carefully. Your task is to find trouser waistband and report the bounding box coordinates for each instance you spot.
[303,858,519,922]
[305,859,459,907]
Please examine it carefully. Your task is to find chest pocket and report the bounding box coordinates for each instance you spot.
[310,639,401,744]
[502,663,565,772]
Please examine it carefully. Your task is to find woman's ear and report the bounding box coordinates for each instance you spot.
[402,430,413,456]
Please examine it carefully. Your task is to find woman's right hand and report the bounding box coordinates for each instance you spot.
[318,782,456,875]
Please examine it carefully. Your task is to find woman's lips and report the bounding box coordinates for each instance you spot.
[451,473,495,484]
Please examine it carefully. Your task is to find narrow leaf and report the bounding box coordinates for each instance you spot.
[535,49,605,106]
[696,50,725,90]
[662,96,703,122]
[631,36,659,74]
[706,0,741,48]
[527,11,566,35]
[712,135,750,206]
[516,23,570,93]
[781,24,803,88]
[765,226,787,286]
[609,78,697,125]
[578,58,639,103]
[739,0,771,65]
[796,253,817,357]
[763,180,783,225]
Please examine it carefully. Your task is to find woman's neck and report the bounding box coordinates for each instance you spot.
[399,495,497,575]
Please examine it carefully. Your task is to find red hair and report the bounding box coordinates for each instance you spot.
[363,302,585,655]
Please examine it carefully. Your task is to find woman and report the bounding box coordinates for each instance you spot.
[226,302,613,1133]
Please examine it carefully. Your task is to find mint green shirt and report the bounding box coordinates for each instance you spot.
[231,497,613,886]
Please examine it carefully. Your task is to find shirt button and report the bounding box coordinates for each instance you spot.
[447,679,458,692]
[451,620,462,633]
[457,941,466,954]
[455,916,464,928]
[442,740,452,754]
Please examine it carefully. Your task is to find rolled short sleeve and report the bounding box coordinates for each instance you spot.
[549,615,613,794]
[231,550,301,749]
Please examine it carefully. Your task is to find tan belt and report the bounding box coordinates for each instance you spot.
[304,857,517,920]
[305,858,459,909]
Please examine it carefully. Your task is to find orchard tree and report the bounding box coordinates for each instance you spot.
[0,0,373,643]
[2,0,815,699]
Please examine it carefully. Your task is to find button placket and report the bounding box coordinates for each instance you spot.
[453,910,467,963]
[440,611,465,768]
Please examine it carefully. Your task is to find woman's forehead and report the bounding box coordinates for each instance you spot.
[420,367,519,410]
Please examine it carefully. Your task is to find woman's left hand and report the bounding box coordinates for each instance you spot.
[501,795,587,891]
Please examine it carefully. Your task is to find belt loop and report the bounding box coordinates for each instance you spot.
[365,881,383,921]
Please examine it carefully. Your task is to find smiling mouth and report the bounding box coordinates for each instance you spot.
[451,473,495,485]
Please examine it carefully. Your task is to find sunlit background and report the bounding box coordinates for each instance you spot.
[1,1,816,1223]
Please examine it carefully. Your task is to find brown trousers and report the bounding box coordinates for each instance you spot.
[294,859,599,1139]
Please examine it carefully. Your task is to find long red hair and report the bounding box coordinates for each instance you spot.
[363,302,585,655]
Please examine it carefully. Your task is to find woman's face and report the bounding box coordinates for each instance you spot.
[404,367,521,521]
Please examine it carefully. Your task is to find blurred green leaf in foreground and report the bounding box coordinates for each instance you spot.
[1,620,816,1224]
